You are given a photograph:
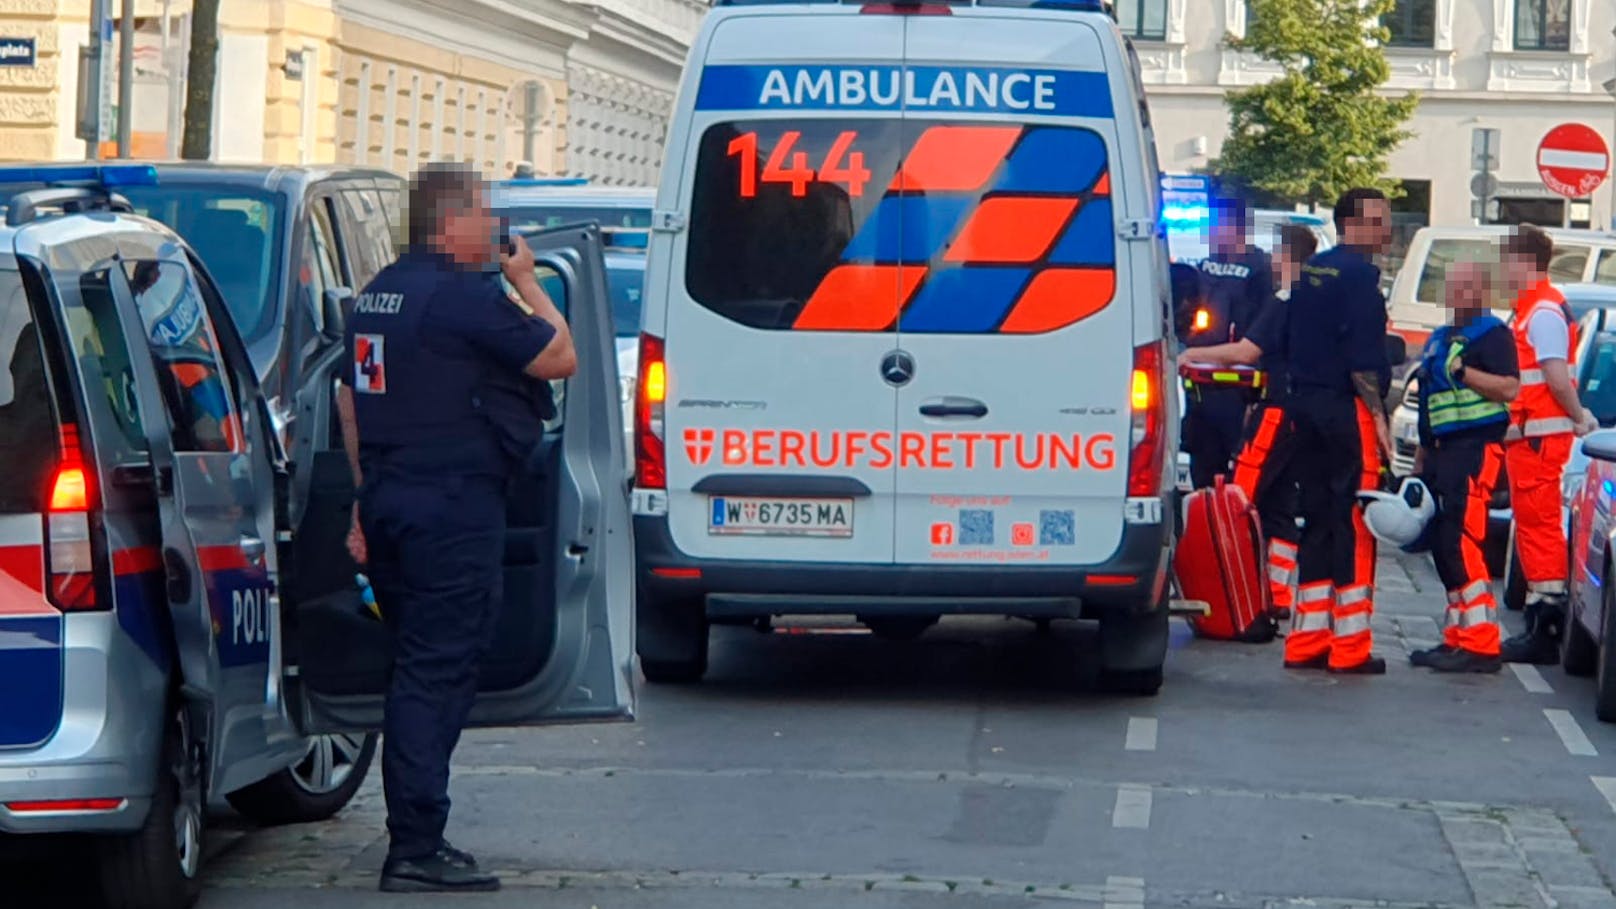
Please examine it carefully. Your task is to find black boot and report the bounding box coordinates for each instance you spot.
[1502,597,1563,666]
[1501,603,1540,651]
[1409,644,1454,667]
[1424,648,1503,674]
[380,848,500,893]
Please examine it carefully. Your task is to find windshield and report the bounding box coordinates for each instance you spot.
[606,259,645,338]
[119,185,286,346]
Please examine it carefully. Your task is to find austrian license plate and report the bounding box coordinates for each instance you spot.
[709,496,854,537]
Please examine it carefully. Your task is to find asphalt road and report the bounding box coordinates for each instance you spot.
[35,551,1616,908]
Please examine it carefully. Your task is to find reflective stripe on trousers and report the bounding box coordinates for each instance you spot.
[1442,578,1501,656]
[1329,584,1374,669]
[1268,538,1298,607]
[1284,582,1334,663]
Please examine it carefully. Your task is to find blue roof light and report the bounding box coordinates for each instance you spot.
[0,164,159,188]
[1162,204,1210,226]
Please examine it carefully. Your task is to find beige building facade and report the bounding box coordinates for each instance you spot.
[1122,0,1616,230]
[0,0,702,184]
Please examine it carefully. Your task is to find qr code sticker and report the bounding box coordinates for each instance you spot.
[958,509,994,545]
[1039,510,1076,546]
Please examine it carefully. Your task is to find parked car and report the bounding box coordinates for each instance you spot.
[1386,226,1616,347]
[0,166,635,908]
[1563,428,1616,721]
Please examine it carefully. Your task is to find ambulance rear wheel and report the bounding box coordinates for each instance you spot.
[1097,601,1168,697]
[98,703,204,909]
[638,592,709,684]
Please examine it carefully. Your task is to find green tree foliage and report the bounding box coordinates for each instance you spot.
[1216,0,1418,206]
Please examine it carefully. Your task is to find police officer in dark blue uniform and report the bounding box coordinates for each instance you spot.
[1283,187,1395,676]
[336,163,576,893]
[1180,195,1274,488]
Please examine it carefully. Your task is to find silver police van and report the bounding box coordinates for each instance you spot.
[0,166,634,909]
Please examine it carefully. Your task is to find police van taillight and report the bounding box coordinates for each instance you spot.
[45,425,100,611]
[635,333,668,490]
[1128,341,1165,498]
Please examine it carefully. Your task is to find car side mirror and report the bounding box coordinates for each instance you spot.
[1384,333,1408,368]
[1583,429,1616,464]
[321,287,354,343]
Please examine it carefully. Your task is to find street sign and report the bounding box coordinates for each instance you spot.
[1471,128,1500,172]
[96,0,115,146]
[0,37,36,67]
[1537,123,1611,199]
[1470,172,1498,200]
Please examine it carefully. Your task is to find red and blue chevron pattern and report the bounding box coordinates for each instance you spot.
[794,124,1115,334]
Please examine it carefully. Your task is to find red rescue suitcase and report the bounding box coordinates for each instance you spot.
[1176,476,1276,643]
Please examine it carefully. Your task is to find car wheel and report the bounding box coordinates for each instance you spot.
[1596,575,1616,724]
[1504,531,1526,612]
[98,704,204,909]
[861,616,939,641]
[1097,598,1169,697]
[638,593,709,684]
[225,733,377,825]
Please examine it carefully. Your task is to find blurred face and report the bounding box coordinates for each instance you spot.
[1210,210,1247,256]
[436,184,498,266]
[1342,197,1393,255]
[1445,264,1487,318]
[1501,249,1538,293]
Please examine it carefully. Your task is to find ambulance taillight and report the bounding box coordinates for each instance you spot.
[635,333,667,489]
[1128,341,1164,498]
[45,425,99,611]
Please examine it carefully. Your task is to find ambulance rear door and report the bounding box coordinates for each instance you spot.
[662,8,909,564]
[891,11,1139,567]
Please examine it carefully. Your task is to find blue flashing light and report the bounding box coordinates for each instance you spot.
[0,164,158,188]
[606,230,649,250]
[1162,204,1210,226]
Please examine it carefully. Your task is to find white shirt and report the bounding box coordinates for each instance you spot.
[1526,306,1569,363]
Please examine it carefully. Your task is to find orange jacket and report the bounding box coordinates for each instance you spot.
[1511,279,1578,438]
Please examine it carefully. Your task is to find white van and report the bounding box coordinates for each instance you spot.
[1386,225,1616,343]
[631,0,1177,694]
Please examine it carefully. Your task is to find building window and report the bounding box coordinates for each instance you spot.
[382,67,398,166]
[408,73,422,166]
[1514,0,1570,51]
[456,86,467,161]
[355,60,372,165]
[1383,0,1436,47]
[431,78,445,159]
[1114,0,1167,41]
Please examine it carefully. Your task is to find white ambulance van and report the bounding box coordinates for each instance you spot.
[632,0,1177,693]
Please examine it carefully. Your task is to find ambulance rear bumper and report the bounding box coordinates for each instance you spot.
[634,515,1171,619]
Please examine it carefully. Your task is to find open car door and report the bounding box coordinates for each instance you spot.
[284,224,635,732]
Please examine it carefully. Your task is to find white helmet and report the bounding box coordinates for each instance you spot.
[1358,478,1437,547]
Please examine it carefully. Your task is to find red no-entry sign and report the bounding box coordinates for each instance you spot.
[1537,123,1611,199]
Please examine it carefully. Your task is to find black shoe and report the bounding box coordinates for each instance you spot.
[380,849,500,893]
[1270,606,1293,622]
[1328,657,1387,675]
[1409,645,1454,667]
[1424,649,1503,674]
[1501,632,1560,666]
[440,840,478,870]
[1284,654,1329,670]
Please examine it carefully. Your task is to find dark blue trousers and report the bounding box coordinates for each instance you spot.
[359,473,506,862]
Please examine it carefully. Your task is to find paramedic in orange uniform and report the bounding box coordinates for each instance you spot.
[1499,225,1599,665]
[1175,224,1317,619]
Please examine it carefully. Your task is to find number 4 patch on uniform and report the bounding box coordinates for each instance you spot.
[354,333,387,394]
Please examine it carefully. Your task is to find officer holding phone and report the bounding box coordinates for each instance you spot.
[335,162,576,894]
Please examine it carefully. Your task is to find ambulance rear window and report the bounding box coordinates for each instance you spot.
[685,118,1116,333]
[0,267,57,514]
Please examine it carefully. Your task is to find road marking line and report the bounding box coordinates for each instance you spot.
[1124,717,1157,752]
[1111,785,1152,829]
[1544,709,1599,756]
[1593,777,1616,816]
[1510,664,1554,694]
[1104,875,1144,909]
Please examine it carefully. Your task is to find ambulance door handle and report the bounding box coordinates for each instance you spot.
[919,397,988,419]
